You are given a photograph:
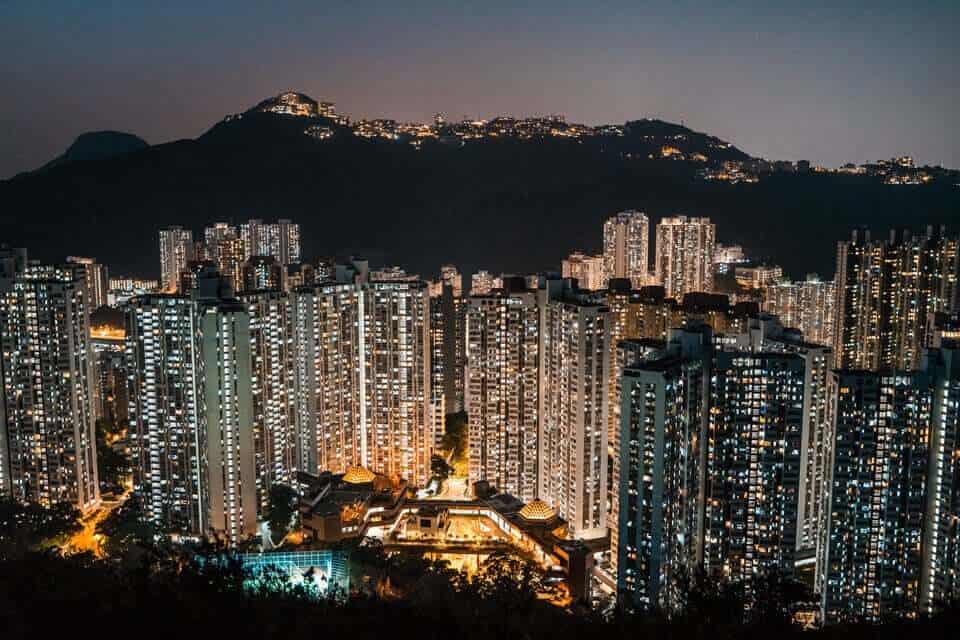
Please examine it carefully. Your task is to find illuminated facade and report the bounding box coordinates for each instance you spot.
[655,216,716,299]
[0,262,99,511]
[125,295,204,533]
[241,255,284,292]
[704,350,805,586]
[285,262,316,290]
[92,340,127,428]
[427,283,446,446]
[833,227,959,371]
[734,264,783,290]
[291,269,435,487]
[276,219,301,266]
[604,283,639,447]
[240,218,302,266]
[90,317,127,426]
[633,286,683,340]
[821,348,960,623]
[108,275,159,306]
[440,264,464,298]
[720,315,835,555]
[615,317,836,611]
[713,243,748,274]
[125,274,257,544]
[437,265,466,412]
[602,283,681,442]
[561,251,605,291]
[763,275,835,346]
[314,257,336,284]
[291,282,363,476]
[159,226,194,293]
[932,312,960,347]
[470,270,500,296]
[786,345,832,558]
[363,280,434,487]
[239,219,263,261]
[603,283,669,551]
[616,327,711,612]
[603,210,650,288]
[66,256,109,309]
[204,223,245,293]
[241,290,297,512]
[178,260,216,294]
[539,282,610,539]
[465,285,541,502]
[197,292,257,544]
[370,266,418,282]
[610,337,679,592]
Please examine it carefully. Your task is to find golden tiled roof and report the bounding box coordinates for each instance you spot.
[342,466,376,484]
[518,499,557,522]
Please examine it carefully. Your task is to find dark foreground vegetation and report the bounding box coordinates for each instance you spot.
[2,548,959,640]
[1,498,957,640]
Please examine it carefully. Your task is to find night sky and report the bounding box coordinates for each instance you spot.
[1,1,957,179]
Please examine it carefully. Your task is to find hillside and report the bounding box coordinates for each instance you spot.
[1,95,957,280]
[36,131,149,173]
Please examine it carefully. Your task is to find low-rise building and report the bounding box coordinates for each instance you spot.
[734,264,783,289]
[299,467,408,543]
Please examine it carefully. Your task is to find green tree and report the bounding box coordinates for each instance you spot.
[0,498,81,557]
[264,483,298,545]
[674,568,746,627]
[441,412,467,461]
[339,536,388,595]
[430,454,454,483]
[466,551,558,631]
[387,553,462,608]
[748,572,814,628]
[470,552,554,602]
[95,418,129,494]
[95,494,157,564]
[179,540,249,595]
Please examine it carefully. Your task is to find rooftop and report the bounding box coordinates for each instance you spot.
[518,499,558,523]
[342,466,376,485]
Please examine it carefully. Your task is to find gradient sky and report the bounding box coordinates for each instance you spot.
[1,1,957,178]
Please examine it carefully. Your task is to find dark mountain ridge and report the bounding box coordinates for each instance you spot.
[36,131,149,173]
[1,94,957,281]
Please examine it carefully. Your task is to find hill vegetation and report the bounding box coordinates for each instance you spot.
[2,97,957,281]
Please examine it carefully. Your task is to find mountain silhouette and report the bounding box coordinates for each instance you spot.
[36,131,149,173]
[1,93,957,281]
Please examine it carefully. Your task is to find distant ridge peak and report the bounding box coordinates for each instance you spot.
[248,91,336,118]
[36,130,148,173]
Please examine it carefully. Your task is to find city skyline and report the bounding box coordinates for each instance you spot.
[1,5,959,631]
[1,209,959,623]
[3,2,959,178]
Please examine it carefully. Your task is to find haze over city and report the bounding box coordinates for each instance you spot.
[2,1,959,178]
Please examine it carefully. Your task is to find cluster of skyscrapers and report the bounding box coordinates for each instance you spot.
[160,218,301,294]
[125,257,441,544]
[0,213,958,623]
[562,212,715,299]
[610,225,960,623]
